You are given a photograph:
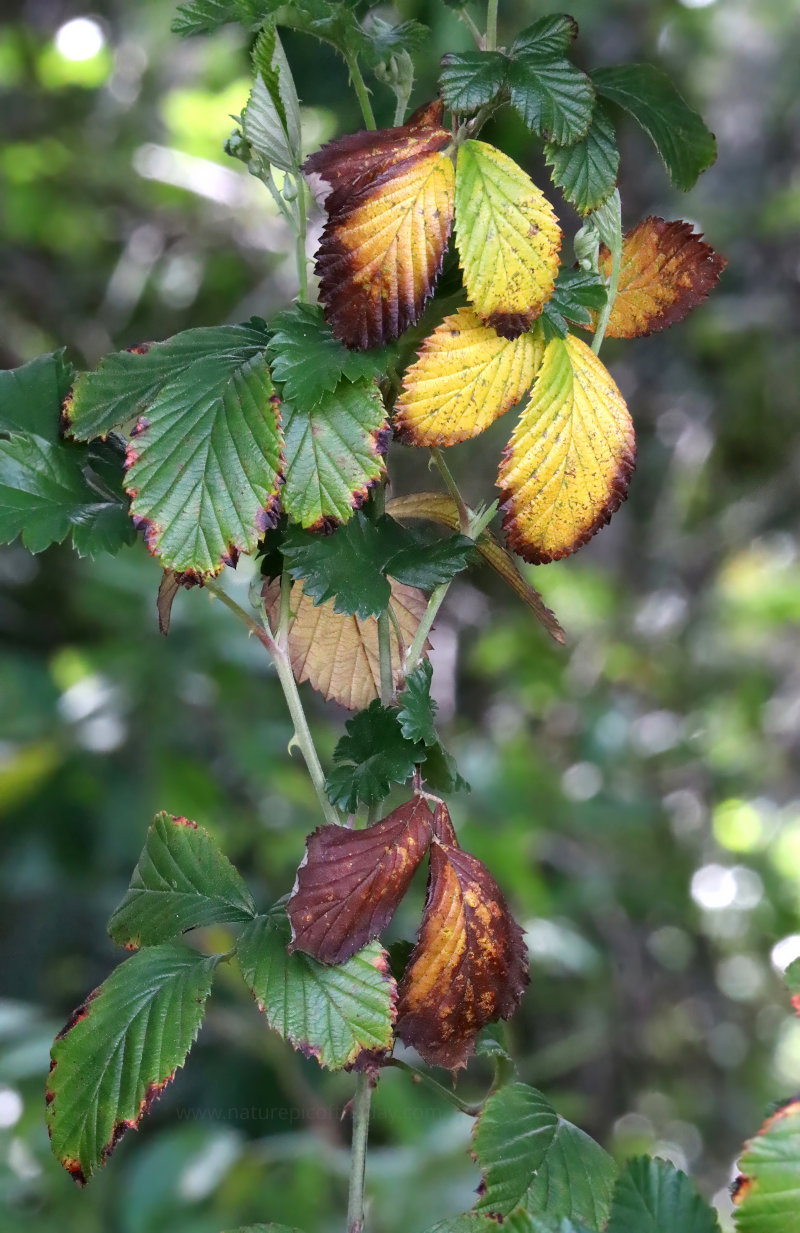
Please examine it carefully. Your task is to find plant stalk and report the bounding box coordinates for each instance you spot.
[385,1058,483,1116]
[430,447,470,534]
[405,581,448,672]
[459,7,485,49]
[346,1074,373,1233]
[346,53,376,130]
[293,174,309,302]
[486,0,499,51]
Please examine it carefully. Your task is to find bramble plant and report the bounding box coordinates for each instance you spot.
[1,2,798,1231]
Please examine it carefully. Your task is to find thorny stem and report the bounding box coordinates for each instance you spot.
[347,52,376,130]
[347,1074,373,1233]
[205,579,339,828]
[485,0,499,51]
[386,1058,483,1116]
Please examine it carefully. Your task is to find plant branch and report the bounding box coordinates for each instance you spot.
[385,1058,483,1117]
[346,52,376,130]
[347,1073,373,1233]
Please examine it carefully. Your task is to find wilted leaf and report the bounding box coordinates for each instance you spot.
[266,302,389,409]
[498,334,635,563]
[473,1083,559,1215]
[47,943,218,1184]
[733,1100,800,1233]
[307,101,455,348]
[396,804,529,1069]
[237,905,395,1070]
[397,660,438,747]
[325,700,425,812]
[545,98,619,215]
[386,491,565,643]
[262,576,428,711]
[107,812,255,949]
[455,141,561,339]
[525,1118,617,1229]
[287,797,434,963]
[595,217,726,339]
[394,309,544,447]
[606,1157,721,1233]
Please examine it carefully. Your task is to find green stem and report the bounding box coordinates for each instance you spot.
[261,163,296,228]
[485,0,499,50]
[385,1058,483,1116]
[293,174,309,302]
[371,484,394,707]
[430,447,470,534]
[405,581,448,672]
[346,52,376,130]
[459,8,485,49]
[347,1074,372,1233]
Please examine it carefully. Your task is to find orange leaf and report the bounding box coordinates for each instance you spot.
[262,577,429,712]
[498,334,635,563]
[598,216,726,339]
[394,309,544,447]
[307,101,455,349]
[396,803,529,1070]
[287,798,434,965]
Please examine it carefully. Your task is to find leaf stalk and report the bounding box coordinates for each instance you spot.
[346,1073,373,1233]
[346,53,377,131]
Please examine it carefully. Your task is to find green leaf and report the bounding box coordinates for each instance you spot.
[266,303,388,410]
[281,515,393,619]
[420,741,470,795]
[397,660,438,747]
[510,15,580,59]
[0,350,73,441]
[47,942,218,1184]
[545,99,619,214]
[592,63,716,191]
[172,0,268,35]
[525,1118,617,1229]
[325,700,424,812]
[282,379,387,530]
[425,1219,529,1233]
[786,957,800,1007]
[734,1100,800,1233]
[439,51,508,113]
[107,812,256,949]
[362,15,428,63]
[542,269,608,339]
[244,24,301,173]
[473,1083,559,1215]
[222,1227,307,1233]
[236,905,395,1070]
[507,56,594,146]
[384,531,475,590]
[606,1157,720,1233]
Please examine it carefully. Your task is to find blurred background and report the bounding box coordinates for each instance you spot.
[1,0,800,1230]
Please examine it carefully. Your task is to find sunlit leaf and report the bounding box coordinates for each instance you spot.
[498,334,635,563]
[473,1083,559,1215]
[455,141,561,339]
[606,1157,721,1233]
[396,804,529,1069]
[287,797,434,963]
[525,1118,617,1228]
[47,943,218,1185]
[237,905,395,1070]
[545,99,619,214]
[733,1099,800,1233]
[595,217,726,339]
[394,309,544,447]
[107,812,256,949]
[262,576,429,711]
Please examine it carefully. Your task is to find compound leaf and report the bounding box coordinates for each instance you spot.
[47,943,218,1185]
[733,1100,800,1233]
[236,905,395,1070]
[397,660,438,747]
[266,302,388,409]
[394,308,544,447]
[592,63,717,192]
[325,700,425,812]
[107,812,256,949]
[525,1118,617,1229]
[545,99,619,214]
[455,141,561,339]
[287,797,434,963]
[439,51,508,113]
[498,334,635,563]
[473,1083,559,1216]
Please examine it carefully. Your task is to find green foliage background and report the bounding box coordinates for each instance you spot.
[1,1,799,1230]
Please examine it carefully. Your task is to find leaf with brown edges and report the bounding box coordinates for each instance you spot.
[498,334,635,563]
[262,576,429,711]
[307,101,455,349]
[596,216,725,339]
[287,798,434,965]
[396,803,529,1070]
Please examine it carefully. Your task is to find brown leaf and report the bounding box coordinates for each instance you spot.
[396,804,529,1070]
[597,216,726,339]
[306,101,455,349]
[262,576,429,711]
[287,798,434,965]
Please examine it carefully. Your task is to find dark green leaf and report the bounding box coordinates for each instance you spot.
[107,812,256,948]
[236,904,395,1070]
[507,56,594,146]
[473,1083,559,1215]
[47,943,218,1184]
[0,350,73,441]
[325,700,424,812]
[606,1157,721,1233]
[525,1118,617,1229]
[592,63,716,192]
[439,51,508,113]
[281,515,393,619]
[266,303,388,410]
[545,99,619,214]
[384,531,475,590]
[542,268,608,339]
[510,15,580,59]
[419,741,470,795]
[397,660,438,747]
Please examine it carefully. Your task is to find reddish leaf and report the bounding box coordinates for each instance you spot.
[306,101,455,349]
[396,805,529,1070]
[287,798,434,965]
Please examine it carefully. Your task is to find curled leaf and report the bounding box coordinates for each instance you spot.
[498,334,635,563]
[287,797,434,964]
[396,804,529,1070]
[455,140,561,339]
[394,309,544,447]
[596,216,726,339]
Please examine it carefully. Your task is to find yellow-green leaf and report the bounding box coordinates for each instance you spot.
[454,140,561,339]
[498,335,635,562]
[394,309,544,447]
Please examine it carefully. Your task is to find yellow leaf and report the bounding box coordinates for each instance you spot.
[262,577,429,711]
[393,309,544,447]
[498,334,635,562]
[455,140,561,339]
